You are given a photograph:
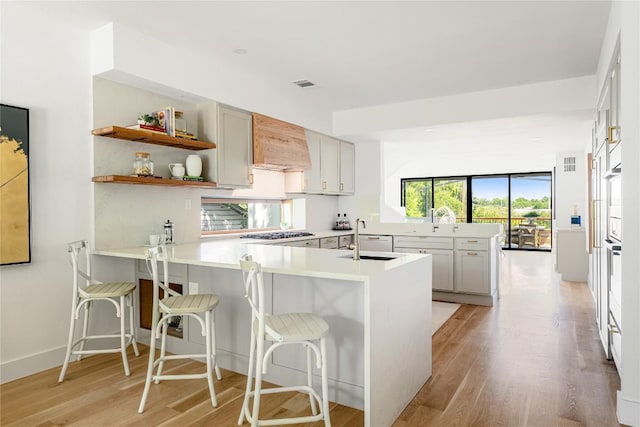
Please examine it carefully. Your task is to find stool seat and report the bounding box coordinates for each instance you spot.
[80,281,136,298]
[161,294,220,314]
[264,313,329,342]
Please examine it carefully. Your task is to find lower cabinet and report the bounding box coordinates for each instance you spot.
[393,236,454,291]
[394,235,497,305]
[138,278,184,338]
[320,236,339,249]
[454,250,489,294]
[277,238,320,248]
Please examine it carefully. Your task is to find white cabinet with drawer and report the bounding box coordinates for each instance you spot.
[319,236,339,249]
[278,239,320,248]
[358,234,393,252]
[455,238,489,251]
[393,236,454,291]
[339,235,353,249]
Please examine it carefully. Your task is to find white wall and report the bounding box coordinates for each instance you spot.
[0,2,94,382]
[554,151,587,229]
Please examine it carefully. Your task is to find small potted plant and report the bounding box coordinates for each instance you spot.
[523,211,541,224]
[137,113,160,127]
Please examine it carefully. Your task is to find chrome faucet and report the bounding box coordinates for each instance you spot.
[349,218,367,260]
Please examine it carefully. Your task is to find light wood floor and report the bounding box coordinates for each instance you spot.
[1,251,621,426]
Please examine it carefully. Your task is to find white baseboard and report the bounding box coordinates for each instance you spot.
[1,346,67,384]
[617,391,640,427]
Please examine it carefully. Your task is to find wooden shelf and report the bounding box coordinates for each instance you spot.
[92,126,216,150]
[92,175,217,189]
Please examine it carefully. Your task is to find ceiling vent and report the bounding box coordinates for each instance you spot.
[563,156,576,172]
[291,79,315,88]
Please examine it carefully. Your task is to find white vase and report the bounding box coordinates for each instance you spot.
[186,155,202,177]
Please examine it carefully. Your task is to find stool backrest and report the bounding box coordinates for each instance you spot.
[239,254,267,335]
[67,240,92,294]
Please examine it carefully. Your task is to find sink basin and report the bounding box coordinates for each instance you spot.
[341,254,398,261]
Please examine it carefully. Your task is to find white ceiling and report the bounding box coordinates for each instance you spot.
[28,1,611,147]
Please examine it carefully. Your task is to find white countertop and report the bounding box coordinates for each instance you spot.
[94,239,427,282]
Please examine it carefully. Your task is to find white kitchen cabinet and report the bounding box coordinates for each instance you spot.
[455,250,489,294]
[393,236,454,291]
[339,235,353,249]
[198,103,253,188]
[320,236,339,249]
[321,137,340,193]
[277,238,320,248]
[339,141,355,194]
[358,234,393,252]
[285,131,355,196]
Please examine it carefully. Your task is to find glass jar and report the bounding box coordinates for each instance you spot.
[133,152,154,176]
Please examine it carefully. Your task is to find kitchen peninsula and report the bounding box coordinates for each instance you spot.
[95,239,432,427]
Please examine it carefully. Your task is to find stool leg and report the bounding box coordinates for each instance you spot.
[307,345,318,415]
[138,321,158,413]
[211,310,222,380]
[321,338,331,427]
[78,302,90,361]
[251,338,265,427]
[155,318,168,383]
[119,296,131,377]
[58,298,79,382]
[205,310,218,407]
[238,328,256,426]
[129,292,140,356]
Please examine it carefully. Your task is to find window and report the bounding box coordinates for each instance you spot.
[401,177,467,221]
[201,198,292,234]
[401,172,553,250]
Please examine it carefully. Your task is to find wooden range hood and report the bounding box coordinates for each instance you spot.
[252,113,311,171]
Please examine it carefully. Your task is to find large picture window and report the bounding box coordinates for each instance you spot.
[401,172,552,250]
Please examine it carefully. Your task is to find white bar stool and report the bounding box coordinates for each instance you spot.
[138,245,222,413]
[238,255,331,427]
[59,240,140,382]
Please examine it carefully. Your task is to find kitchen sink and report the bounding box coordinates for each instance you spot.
[340,254,398,261]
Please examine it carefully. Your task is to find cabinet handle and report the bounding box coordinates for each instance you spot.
[467,240,478,243]
[467,252,478,256]
[367,237,380,240]
[608,126,618,144]
[340,183,344,191]
[249,173,254,184]
[322,181,327,190]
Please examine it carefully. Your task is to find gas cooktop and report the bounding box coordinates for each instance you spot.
[240,231,315,240]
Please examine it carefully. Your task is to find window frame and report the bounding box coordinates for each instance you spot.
[200,197,292,236]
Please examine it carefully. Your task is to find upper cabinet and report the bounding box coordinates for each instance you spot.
[199,103,253,188]
[339,141,355,194]
[285,130,355,195]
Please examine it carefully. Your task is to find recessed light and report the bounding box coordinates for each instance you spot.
[233,48,248,55]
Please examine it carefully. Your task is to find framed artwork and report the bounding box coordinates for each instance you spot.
[1,104,31,265]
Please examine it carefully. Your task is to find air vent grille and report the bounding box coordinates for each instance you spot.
[292,79,315,88]
[563,156,576,172]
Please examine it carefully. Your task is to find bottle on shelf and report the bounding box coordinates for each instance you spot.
[335,213,341,230]
[164,219,174,244]
[133,152,154,176]
[343,213,351,230]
